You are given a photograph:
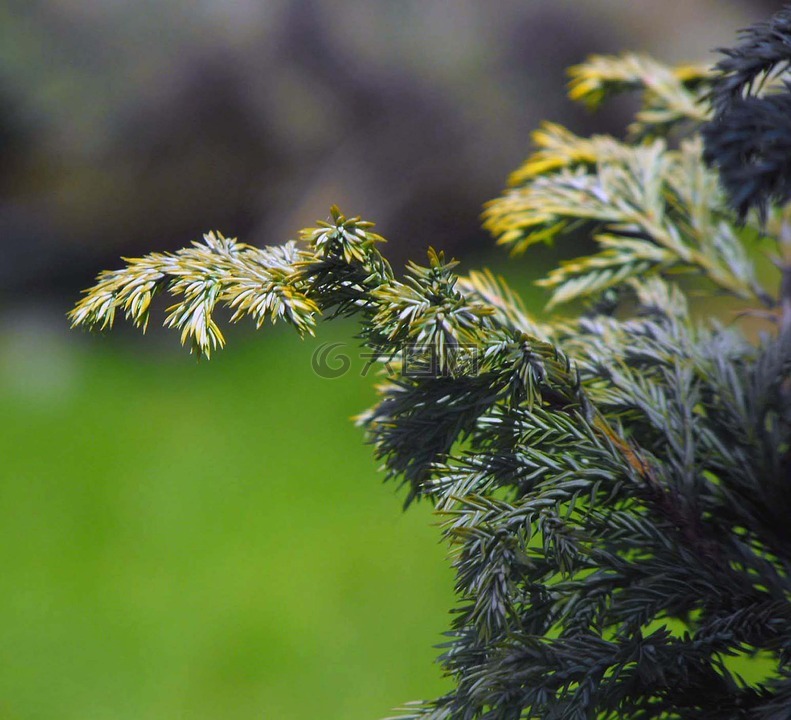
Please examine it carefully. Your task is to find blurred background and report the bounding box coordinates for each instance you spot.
[0,2,785,719]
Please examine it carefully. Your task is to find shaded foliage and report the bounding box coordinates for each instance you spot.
[703,6,791,220]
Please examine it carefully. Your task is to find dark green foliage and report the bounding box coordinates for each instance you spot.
[703,6,791,220]
[71,11,791,720]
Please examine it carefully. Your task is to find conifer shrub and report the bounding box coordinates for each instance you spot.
[70,8,791,719]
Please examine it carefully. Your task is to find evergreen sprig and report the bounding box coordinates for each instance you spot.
[703,6,791,221]
[483,129,767,308]
[567,52,712,138]
[71,12,791,720]
[69,233,317,357]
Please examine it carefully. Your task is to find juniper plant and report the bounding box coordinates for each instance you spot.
[70,9,791,719]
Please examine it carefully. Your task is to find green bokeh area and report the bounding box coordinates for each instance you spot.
[0,321,453,720]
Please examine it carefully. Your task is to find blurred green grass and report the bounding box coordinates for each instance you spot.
[0,320,453,720]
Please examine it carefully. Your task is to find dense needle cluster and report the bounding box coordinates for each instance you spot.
[703,6,791,221]
[71,10,791,720]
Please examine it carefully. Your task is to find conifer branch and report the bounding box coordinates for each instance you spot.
[70,16,791,719]
[568,52,713,138]
[69,234,316,357]
[457,269,553,340]
[703,6,791,221]
[485,134,768,308]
